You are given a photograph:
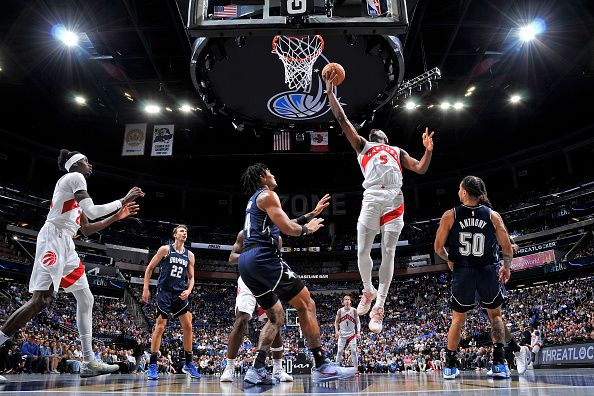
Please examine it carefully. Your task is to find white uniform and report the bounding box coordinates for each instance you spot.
[357,141,405,233]
[531,330,542,354]
[236,276,267,321]
[29,173,89,293]
[336,307,358,365]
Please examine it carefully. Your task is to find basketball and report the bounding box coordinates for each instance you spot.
[322,62,346,86]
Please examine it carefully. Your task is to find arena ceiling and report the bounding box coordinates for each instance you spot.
[0,0,593,197]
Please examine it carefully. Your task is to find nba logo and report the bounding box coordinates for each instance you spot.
[367,0,381,17]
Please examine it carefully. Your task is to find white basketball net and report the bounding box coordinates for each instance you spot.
[272,35,324,90]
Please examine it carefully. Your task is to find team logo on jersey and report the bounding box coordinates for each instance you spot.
[42,251,57,266]
[267,53,346,121]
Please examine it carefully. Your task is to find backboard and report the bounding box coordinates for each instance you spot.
[187,0,408,37]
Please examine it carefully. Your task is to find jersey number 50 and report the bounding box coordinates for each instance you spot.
[459,232,485,257]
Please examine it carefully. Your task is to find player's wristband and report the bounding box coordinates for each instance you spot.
[300,225,308,236]
[296,215,308,225]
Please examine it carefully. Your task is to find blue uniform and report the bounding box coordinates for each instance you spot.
[446,205,503,313]
[156,244,191,318]
[238,188,305,310]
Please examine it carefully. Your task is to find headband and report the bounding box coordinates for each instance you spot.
[65,153,87,171]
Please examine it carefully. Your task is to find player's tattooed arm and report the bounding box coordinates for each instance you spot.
[434,209,454,263]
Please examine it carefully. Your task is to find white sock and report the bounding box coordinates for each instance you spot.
[0,330,9,346]
[71,288,95,363]
[272,359,283,373]
[226,358,235,369]
[375,230,400,308]
[357,223,377,292]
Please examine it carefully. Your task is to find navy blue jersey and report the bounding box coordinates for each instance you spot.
[157,244,190,292]
[242,188,280,248]
[446,205,499,268]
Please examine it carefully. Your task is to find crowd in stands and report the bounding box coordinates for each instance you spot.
[2,271,592,377]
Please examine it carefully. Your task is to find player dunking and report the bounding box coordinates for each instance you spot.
[325,72,435,333]
[142,225,201,380]
[334,295,360,367]
[238,163,356,384]
[220,230,293,383]
[434,176,514,379]
[0,150,143,381]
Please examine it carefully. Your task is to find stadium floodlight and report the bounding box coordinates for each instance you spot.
[74,96,86,105]
[179,104,192,113]
[144,104,161,114]
[440,102,451,110]
[52,24,79,47]
[519,19,546,42]
[405,101,416,111]
[453,102,464,110]
[510,94,522,104]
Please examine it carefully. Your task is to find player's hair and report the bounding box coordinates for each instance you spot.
[241,163,269,195]
[369,129,386,143]
[461,175,492,207]
[172,224,188,237]
[343,295,351,300]
[57,149,81,171]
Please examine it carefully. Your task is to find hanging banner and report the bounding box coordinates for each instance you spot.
[122,123,146,156]
[151,125,175,156]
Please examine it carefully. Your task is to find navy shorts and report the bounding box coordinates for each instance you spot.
[451,264,503,313]
[238,246,305,310]
[156,288,190,319]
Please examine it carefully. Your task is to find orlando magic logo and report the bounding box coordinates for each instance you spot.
[267,53,345,121]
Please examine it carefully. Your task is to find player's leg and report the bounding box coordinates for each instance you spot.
[221,310,251,382]
[348,336,358,367]
[178,311,201,379]
[335,336,346,364]
[445,267,475,379]
[64,251,119,379]
[244,300,284,385]
[356,222,379,315]
[148,293,169,380]
[271,330,292,382]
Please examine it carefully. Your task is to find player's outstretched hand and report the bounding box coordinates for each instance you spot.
[305,217,324,234]
[142,288,150,304]
[122,187,145,204]
[116,202,139,220]
[422,127,434,152]
[498,265,511,284]
[312,194,331,216]
[324,71,336,93]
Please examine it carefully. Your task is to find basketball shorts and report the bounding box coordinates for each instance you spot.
[358,187,404,233]
[156,288,190,319]
[338,334,357,350]
[29,222,89,293]
[450,264,503,313]
[236,276,268,321]
[238,246,305,310]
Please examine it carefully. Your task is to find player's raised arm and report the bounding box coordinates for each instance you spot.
[400,128,434,175]
[324,72,365,153]
[78,202,139,237]
[257,190,324,237]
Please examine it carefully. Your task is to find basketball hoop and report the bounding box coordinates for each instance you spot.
[272,35,324,90]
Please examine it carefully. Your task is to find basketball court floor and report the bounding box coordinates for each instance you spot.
[0,369,593,395]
